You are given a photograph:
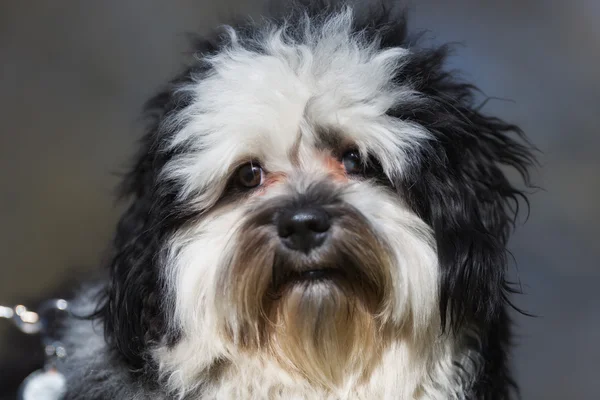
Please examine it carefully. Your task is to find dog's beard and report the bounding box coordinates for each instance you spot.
[217,202,394,387]
[161,181,439,394]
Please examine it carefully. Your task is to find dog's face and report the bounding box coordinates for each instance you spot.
[100,5,532,394]
[166,59,439,384]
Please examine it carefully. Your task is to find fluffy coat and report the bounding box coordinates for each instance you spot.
[59,2,534,399]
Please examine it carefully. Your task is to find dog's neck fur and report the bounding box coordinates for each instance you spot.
[62,312,481,400]
[177,339,479,399]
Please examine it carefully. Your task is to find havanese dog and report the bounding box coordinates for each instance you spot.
[59,1,534,399]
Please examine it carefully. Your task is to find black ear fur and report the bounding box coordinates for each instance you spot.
[391,45,535,332]
[96,69,202,370]
[97,104,174,370]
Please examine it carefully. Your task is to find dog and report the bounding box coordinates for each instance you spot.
[58,1,534,398]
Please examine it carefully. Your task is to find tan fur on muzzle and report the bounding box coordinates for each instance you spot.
[217,198,395,388]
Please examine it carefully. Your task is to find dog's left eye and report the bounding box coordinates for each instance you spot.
[236,162,263,188]
[341,150,363,174]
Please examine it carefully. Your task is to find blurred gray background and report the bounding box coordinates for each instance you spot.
[1,1,598,398]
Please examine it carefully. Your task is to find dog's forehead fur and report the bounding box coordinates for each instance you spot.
[161,9,429,205]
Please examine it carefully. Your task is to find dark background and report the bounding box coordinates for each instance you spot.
[1,1,598,399]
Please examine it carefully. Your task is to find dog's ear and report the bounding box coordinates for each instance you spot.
[97,101,174,369]
[395,46,536,331]
[100,191,163,369]
[96,69,201,368]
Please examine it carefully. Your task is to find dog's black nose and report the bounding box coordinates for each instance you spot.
[277,207,330,252]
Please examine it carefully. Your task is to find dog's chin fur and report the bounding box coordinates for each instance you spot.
[59,1,534,399]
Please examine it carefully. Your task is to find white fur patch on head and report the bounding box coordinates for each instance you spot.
[161,8,430,206]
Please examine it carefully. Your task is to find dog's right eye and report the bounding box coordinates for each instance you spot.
[236,162,263,188]
[341,150,363,174]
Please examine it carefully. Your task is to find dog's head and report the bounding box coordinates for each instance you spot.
[98,3,533,392]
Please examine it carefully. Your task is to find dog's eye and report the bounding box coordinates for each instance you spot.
[341,150,363,174]
[236,162,263,188]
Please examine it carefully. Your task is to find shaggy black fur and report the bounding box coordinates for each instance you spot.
[61,1,534,399]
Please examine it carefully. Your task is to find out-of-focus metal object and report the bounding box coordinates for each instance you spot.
[1,299,69,399]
